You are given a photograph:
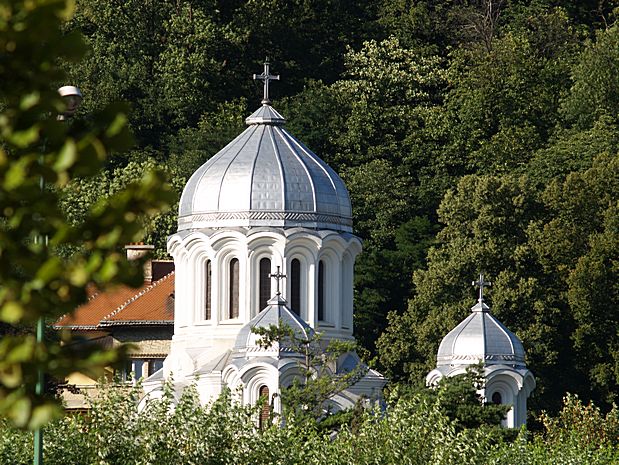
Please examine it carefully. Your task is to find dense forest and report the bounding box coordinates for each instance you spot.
[60,0,619,417]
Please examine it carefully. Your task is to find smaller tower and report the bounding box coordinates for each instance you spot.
[426,274,535,428]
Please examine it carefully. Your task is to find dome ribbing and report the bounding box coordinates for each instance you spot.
[178,104,352,232]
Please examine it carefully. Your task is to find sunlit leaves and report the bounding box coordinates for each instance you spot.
[2,383,618,463]
[0,0,174,428]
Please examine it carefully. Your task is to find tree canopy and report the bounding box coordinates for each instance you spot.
[12,0,619,419]
[0,0,174,428]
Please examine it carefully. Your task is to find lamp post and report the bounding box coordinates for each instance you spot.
[33,85,82,465]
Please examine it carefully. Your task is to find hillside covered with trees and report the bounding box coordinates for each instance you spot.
[59,0,619,418]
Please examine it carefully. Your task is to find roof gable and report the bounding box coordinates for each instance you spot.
[55,272,175,330]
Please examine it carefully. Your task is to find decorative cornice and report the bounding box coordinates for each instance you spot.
[437,353,525,364]
[178,210,353,232]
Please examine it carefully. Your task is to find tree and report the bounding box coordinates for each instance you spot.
[251,322,366,421]
[0,0,175,428]
[378,152,619,414]
[442,9,578,176]
[392,364,511,433]
[561,24,619,130]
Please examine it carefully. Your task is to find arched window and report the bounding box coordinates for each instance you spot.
[492,392,502,404]
[290,259,301,316]
[318,260,325,321]
[258,385,270,429]
[229,258,239,318]
[259,258,271,312]
[205,260,212,320]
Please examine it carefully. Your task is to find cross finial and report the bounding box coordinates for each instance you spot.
[472,273,491,303]
[269,266,287,297]
[253,58,280,105]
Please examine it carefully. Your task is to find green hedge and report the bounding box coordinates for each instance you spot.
[2,385,618,465]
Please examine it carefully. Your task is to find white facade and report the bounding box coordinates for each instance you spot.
[143,99,385,413]
[426,286,535,428]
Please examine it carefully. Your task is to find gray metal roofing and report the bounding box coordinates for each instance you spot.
[437,302,526,367]
[233,296,313,352]
[178,104,352,232]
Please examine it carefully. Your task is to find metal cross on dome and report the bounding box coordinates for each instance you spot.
[253,58,280,104]
[472,273,491,302]
[269,266,287,297]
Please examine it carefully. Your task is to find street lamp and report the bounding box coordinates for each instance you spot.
[57,85,83,120]
[33,85,82,465]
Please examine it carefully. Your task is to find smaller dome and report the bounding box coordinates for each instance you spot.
[234,295,313,354]
[436,299,526,368]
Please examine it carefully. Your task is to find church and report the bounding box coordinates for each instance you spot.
[426,275,536,428]
[142,62,386,413]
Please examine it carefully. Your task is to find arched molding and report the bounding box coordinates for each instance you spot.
[186,240,216,325]
[485,378,516,427]
[215,241,247,322]
[283,241,319,262]
[285,253,311,320]
[222,364,239,386]
[320,235,349,259]
[209,229,249,253]
[341,251,354,330]
[316,249,340,327]
[486,377,518,399]
[222,365,244,403]
[239,363,279,409]
[329,391,357,411]
[321,232,362,258]
[180,230,213,253]
[284,230,323,249]
[167,239,189,329]
[279,359,304,388]
[485,366,531,390]
[425,369,444,387]
[523,371,536,396]
[248,243,282,317]
[284,242,319,324]
[167,233,185,259]
[246,230,286,251]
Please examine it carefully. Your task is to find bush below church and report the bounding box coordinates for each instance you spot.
[1,384,618,465]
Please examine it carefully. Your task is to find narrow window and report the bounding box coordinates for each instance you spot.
[259,258,271,311]
[291,259,301,316]
[492,392,502,404]
[205,260,212,319]
[229,258,239,318]
[148,359,164,376]
[258,385,270,429]
[318,260,325,321]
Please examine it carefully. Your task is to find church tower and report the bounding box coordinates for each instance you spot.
[426,275,535,428]
[143,62,385,411]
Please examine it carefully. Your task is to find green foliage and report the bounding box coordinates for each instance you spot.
[1,383,619,464]
[378,152,619,414]
[561,24,619,129]
[36,0,619,421]
[433,364,510,431]
[252,322,364,421]
[0,0,174,428]
[443,9,578,174]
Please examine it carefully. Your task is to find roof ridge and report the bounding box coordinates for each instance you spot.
[54,286,103,326]
[100,271,175,323]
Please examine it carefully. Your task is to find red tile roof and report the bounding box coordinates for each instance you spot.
[55,272,175,330]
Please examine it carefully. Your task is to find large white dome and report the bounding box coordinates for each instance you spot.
[178,104,352,232]
[436,300,526,368]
